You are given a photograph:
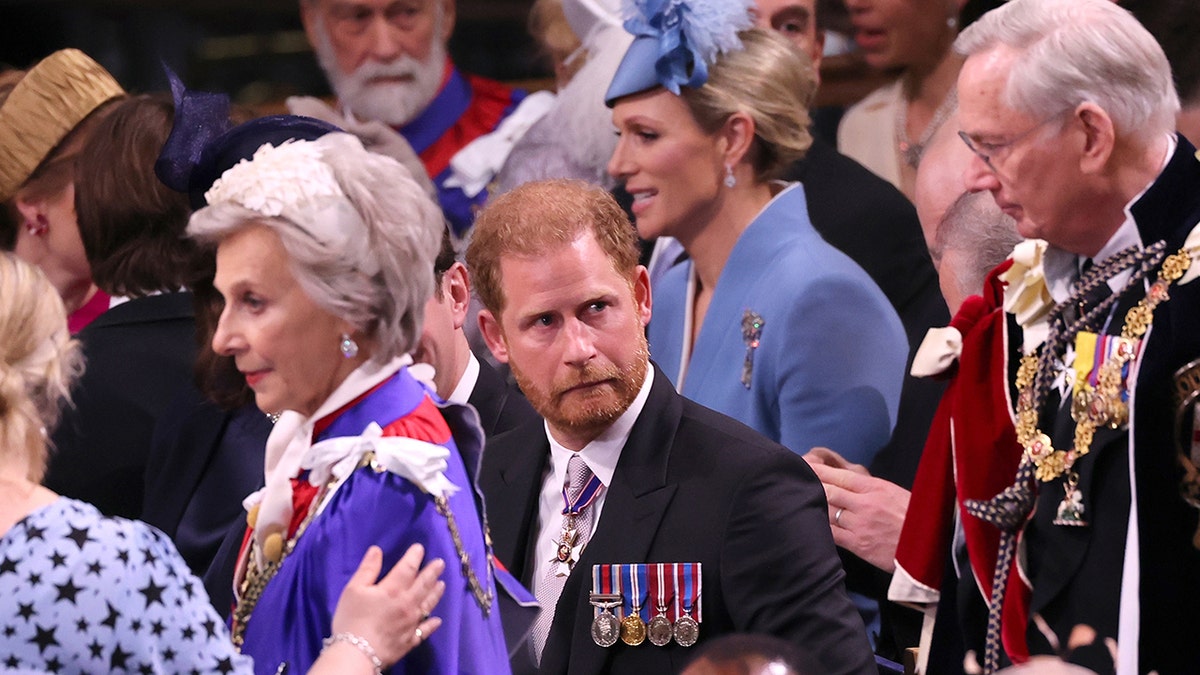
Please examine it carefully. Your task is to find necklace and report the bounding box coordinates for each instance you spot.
[1015,244,1191,492]
[895,87,958,168]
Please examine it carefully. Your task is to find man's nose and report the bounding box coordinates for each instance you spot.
[963,153,1001,193]
[366,17,405,63]
[562,319,598,366]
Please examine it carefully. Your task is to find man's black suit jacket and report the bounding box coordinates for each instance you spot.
[468,357,541,437]
[480,365,875,675]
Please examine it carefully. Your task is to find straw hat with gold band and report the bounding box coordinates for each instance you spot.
[0,48,125,202]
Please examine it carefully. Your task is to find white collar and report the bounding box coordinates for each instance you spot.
[543,366,655,490]
[1043,133,1176,303]
[248,354,412,567]
[447,351,480,406]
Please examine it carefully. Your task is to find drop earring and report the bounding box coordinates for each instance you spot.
[947,16,958,30]
[339,333,359,359]
[724,165,736,188]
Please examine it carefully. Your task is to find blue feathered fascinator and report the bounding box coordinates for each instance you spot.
[604,0,754,106]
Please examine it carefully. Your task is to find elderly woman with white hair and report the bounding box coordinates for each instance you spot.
[0,250,446,673]
[188,129,511,674]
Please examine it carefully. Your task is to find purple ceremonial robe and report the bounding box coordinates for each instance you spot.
[240,367,511,674]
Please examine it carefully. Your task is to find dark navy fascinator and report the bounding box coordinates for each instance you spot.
[154,69,341,210]
[604,0,754,106]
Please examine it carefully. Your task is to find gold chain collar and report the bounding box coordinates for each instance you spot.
[1016,248,1193,483]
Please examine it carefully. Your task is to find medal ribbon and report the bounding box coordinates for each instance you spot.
[593,564,614,619]
[678,563,696,620]
[625,564,641,619]
[635,564,648,620]
[613,564,624,618]
[652,563,673,619]
[561,471,603,517]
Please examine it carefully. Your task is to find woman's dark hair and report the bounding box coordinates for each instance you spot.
[74,93,195,298]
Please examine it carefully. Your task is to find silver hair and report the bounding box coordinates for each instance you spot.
[936,190,1021,300]
[955,0,1179,145]
[188,132,443,364]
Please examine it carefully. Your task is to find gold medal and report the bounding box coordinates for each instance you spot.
[620,612,647,646]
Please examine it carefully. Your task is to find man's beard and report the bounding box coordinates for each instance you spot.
[509,334,650,442]
[312,20,446,127]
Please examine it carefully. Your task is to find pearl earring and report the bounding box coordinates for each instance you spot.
[724,165,736,189]
[339,333,359,359]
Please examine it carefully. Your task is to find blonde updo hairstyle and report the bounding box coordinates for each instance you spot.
[680,28,817,182]
[0,253,82,482]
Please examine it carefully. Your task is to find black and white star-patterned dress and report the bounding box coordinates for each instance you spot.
[0,498,253,674]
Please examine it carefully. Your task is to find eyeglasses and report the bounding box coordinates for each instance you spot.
[957,111,1068,173]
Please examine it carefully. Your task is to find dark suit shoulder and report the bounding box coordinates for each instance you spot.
[469,359,541,439]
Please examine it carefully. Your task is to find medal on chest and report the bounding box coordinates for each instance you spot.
[553,515,583,577]
[1015,245,1192,527]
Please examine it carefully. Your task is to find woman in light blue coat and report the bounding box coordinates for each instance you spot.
[606,15,907,467]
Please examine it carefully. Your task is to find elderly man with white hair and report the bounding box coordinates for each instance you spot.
[891,0,1200,673]
[292,0,536,237]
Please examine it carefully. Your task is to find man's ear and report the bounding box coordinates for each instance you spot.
[440,0,457,43]
[1075,102,1115,176]
[633,265,652,328]
[300,0,322,51]
[478,308,509,364]
[446,262,471,329]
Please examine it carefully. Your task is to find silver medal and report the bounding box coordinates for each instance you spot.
[589,594,622,648]
[647,606,672,647]
[673,613,699,647]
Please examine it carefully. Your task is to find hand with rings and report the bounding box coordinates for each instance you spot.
[804,447,911,573]
[325,544,446,671]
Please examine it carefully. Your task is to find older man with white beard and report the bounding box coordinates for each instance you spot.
[294,0,530,237]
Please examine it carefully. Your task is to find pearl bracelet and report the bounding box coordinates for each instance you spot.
[322,631,384,674]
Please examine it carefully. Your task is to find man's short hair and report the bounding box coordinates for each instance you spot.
[956,0,1179,145]
[433,224,456,297]
[935,190,1021,301]
[466,179,639,315]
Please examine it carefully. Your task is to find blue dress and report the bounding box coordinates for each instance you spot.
[649,183,908,466]
[0,498,252,673]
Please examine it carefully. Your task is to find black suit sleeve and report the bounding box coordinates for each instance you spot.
[721,451,876,675]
